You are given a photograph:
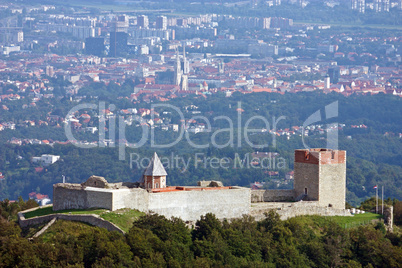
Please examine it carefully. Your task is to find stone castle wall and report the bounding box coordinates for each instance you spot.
[318,163,346,209]
[251,189,294,202]
[112,188,149,211]
[53,184,113,211]
[53,184,251,222]
[53,184,88,211]
[18,210,125,234]
[294,162,320,201]
[148,187,251,221]
[250,201,352,221]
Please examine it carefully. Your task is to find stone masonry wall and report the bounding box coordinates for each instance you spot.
[294,162,320,201]
[53,185,113,211]
[147,187,251,221]
[112,188,149,211]
[86,188,113,210]
[319,162,346,210]
[18,211,125,234]
[250,201,352,221]
[53,185,87,211]
[251,189,295,202]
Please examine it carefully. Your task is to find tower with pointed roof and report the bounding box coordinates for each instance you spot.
[174,49,182,86]
[141,152,167,190]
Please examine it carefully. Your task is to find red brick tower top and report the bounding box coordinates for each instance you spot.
[295,148,346,165]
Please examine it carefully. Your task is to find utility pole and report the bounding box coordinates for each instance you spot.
[376,185,378,214]
[382,186,384,215]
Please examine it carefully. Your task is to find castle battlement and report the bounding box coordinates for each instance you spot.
[295,148,346,165]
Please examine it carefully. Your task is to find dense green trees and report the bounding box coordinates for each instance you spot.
[0,92,400,206]
[2,201,401,267]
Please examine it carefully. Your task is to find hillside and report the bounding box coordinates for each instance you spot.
[23,206,144,233]
[0,92,400,207]
[2,211,401,267]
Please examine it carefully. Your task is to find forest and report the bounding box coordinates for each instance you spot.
[0,91,401,206]
[0,198,401,267]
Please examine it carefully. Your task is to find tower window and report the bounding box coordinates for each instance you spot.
[155,183,159,188]
[304,188,308,195]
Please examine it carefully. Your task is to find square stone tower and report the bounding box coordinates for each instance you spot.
[294,149,346,209]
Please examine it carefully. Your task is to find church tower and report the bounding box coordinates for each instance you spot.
[142,152,167,190]
[183,45,190,75]
[174,50,182,86]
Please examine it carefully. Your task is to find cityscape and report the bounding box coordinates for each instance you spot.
[0,0,401,267]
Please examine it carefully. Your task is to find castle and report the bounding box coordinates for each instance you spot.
[53,149,351,221]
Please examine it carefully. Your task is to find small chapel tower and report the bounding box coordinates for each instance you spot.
[142,152,167,190]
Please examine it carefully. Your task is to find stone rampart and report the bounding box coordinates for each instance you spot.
[18,209,125,234]
[251,189,295,202]
[112,188,149,211]
[148,187,251,221]
[250,201,352,221]
[53,184,87,211]
[318,163,346,209]
[53,184,114,211]
[54,183,250,222]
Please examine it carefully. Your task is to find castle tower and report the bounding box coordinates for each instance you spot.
[142,152,167,190]
[293,149,346,209]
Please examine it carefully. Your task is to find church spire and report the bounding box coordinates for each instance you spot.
[174,49,182,86]
[183,44,189,75]
[143,152,167,176]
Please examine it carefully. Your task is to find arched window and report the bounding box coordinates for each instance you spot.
[155,183,159,188]
[148,183,151,189]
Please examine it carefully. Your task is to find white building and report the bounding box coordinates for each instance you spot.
[32,154,60,166]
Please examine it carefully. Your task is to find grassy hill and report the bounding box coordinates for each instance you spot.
[23,206,144,233]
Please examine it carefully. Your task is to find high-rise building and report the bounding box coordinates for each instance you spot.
[176,18,188,27]
[137,15,149,28]
[351,0,365,13]
[261,17,271,29]
[298,0,304,7]
[324,75,330,89]
[109,32,128,57]
[0,29,23,44]
[270,17,293,29]
[156,16,167,30]
[374,0,382,12]
[85,37,105,57]
[358,0,365,13]
[45,66,54,77]
[383,0,390,12]
[328,67,340,84]
[351,0,357,10]
[112,15,129,32]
